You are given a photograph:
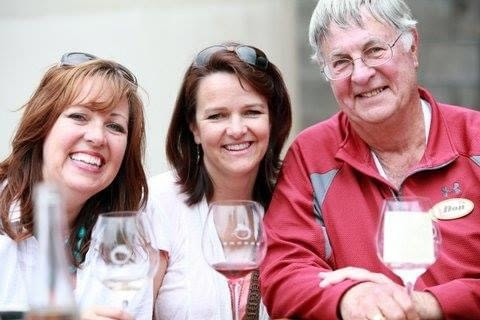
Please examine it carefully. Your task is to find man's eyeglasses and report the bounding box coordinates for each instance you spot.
[193,45,269,71]
[59,52,138,85]
[323,32,404,81]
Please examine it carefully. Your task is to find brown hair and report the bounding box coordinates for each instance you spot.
[0,59,148,266]
[166,42,292,208]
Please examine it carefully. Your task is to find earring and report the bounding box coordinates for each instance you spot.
[196,144,201,164]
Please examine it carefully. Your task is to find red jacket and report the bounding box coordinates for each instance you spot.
[260,88,480,319]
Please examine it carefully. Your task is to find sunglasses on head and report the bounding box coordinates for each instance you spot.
[193,45,269,71]
[59,52,138,85]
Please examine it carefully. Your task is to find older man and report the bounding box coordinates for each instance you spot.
[260,0,480,319]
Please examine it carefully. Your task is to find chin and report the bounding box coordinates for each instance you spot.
[226,165,259,178]
[357,108,395,124]
[67,180,107,197]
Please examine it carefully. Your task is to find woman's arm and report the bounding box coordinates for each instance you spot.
[153,251,169,300]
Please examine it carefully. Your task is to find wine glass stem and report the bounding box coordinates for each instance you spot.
[228,278,244,320]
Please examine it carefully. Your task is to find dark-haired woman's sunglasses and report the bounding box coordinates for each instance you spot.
[193,45,269,71]
[59,52,138,85]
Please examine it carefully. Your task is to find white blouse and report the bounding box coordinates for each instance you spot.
[0,217,160,318]
[148,171,270,320]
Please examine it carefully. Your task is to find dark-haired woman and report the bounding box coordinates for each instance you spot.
[0,53,166,319]
[148,43,292,319]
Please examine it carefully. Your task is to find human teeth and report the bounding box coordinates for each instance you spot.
[70,153,102,167]
[224,143,250,151]
[361,87,384,97]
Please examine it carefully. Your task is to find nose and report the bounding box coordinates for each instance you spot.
[225,116,247,138]
[84,122,106,147]
[350,57,376,84]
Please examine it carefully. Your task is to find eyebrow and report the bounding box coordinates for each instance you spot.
[328,38,387,58]
[202,107,226,114]
[204,103,267,112]
[110,112,129,121]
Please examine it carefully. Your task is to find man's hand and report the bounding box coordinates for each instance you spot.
[319,267,419,319]
[319,267,443,319]
[340,281,419,320]
[412,291,444,320]
[319,266,392,288]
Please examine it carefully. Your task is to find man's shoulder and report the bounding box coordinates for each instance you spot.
[422,86,479,121]
[439,101,480,115]
[290,113,346,157]
[282,113,346,172]
[437,102,480,155]
[295,112,344,145]
[438,102,480,131]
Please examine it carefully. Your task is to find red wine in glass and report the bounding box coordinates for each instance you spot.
[212,262,259,281]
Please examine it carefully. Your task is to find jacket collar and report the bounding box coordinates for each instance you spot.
[335,87,458,180]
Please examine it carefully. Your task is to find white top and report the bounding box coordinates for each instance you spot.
[372,99,432,179]
[0,216,159,318]
[148,171,270,320]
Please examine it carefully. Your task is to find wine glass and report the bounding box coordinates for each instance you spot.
[201,200,267,320]
[377,197,441,294]
[91,211,159,309]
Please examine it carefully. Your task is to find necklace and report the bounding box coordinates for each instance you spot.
[72,225,87,264]
[66,225,87,273]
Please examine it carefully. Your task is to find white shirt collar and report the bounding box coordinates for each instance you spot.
[372,99,431,179]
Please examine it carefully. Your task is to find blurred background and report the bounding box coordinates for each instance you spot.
[1,0,479,176]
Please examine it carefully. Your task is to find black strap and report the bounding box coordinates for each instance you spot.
[244,269,261,320]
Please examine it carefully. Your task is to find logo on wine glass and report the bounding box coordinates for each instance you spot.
[232,223,251,240]
[110,244,133,265]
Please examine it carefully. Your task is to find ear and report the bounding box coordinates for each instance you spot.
[409,28,420,68]
[189,123,201,144]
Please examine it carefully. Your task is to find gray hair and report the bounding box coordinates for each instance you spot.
[309,0,417,64]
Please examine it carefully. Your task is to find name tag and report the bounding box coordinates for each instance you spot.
[431,198,474,220]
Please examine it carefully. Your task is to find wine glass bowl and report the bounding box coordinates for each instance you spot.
[92,211,159,309]
[377,197,441,294]
[201,200,266,320]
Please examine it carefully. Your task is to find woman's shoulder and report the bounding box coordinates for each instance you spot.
[149,170,177,185]
[148,171,182,197]
[144,172,192,257]
[0,234,35,310]
[145,170,190,232]
[0,233,16,253]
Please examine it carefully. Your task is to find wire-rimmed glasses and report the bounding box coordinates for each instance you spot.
[322,32,404,80]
